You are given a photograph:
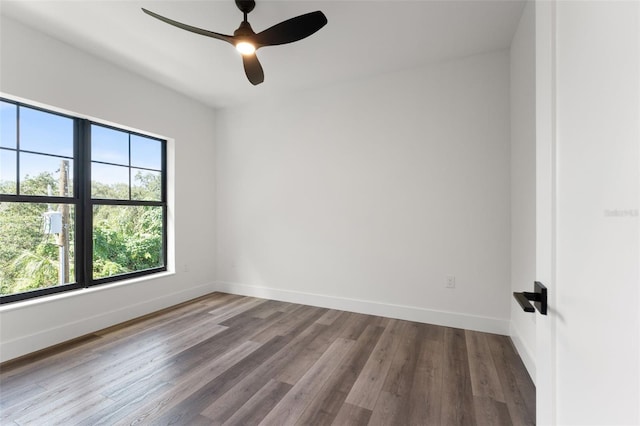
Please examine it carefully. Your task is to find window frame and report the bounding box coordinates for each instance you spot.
[0,98,167,304]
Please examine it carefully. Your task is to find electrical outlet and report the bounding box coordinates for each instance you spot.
[446,275,456,288]
[183,263,189,272]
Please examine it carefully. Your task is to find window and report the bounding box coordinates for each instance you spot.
[0,99,167,304]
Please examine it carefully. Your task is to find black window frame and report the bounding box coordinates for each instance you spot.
[0,98,168,304]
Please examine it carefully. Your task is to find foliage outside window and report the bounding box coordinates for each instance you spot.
[0,99,167,304]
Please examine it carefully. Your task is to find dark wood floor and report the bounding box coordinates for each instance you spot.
[0,293,535,425]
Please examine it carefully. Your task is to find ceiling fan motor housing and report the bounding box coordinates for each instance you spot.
[234,21,256,37]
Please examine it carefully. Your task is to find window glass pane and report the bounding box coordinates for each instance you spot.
[131,135,161,170]
[20,153,74,197]
[0,202,75,296]
[1,102,17,148]
[131,169,161,201]
[93,205,164,279]
[1,148,17,194]
[19,106,73,157]
[91,125,129,166]
[91,163,129,199]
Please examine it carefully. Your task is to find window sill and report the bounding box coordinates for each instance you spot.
[0,271,175,313]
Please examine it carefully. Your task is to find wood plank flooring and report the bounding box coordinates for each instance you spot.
[0,293,535,425]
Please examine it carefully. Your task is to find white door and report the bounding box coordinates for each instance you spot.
[535,1,640,424]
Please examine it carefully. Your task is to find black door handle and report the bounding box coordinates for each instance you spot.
[513,281,547,315]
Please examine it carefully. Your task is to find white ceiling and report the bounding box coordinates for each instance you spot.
[1,0,525,108]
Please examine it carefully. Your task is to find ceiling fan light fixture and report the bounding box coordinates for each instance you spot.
[235,41,256,55]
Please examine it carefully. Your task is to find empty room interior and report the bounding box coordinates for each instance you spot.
[0,0,638,425]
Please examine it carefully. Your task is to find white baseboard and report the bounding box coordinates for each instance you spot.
[215,281,510,335]
[509,321,536,384]
[0,282,214,363]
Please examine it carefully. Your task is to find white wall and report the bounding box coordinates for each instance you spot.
[0,16,217,362]
[215,50,512,334]
[509,0,537,381]
[554,1,639,424]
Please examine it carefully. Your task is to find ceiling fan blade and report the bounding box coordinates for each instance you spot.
[142,8,234,44]
[253,11,327,47]
[242,54,264,85]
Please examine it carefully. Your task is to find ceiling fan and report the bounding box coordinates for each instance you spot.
[142,0,328,86]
